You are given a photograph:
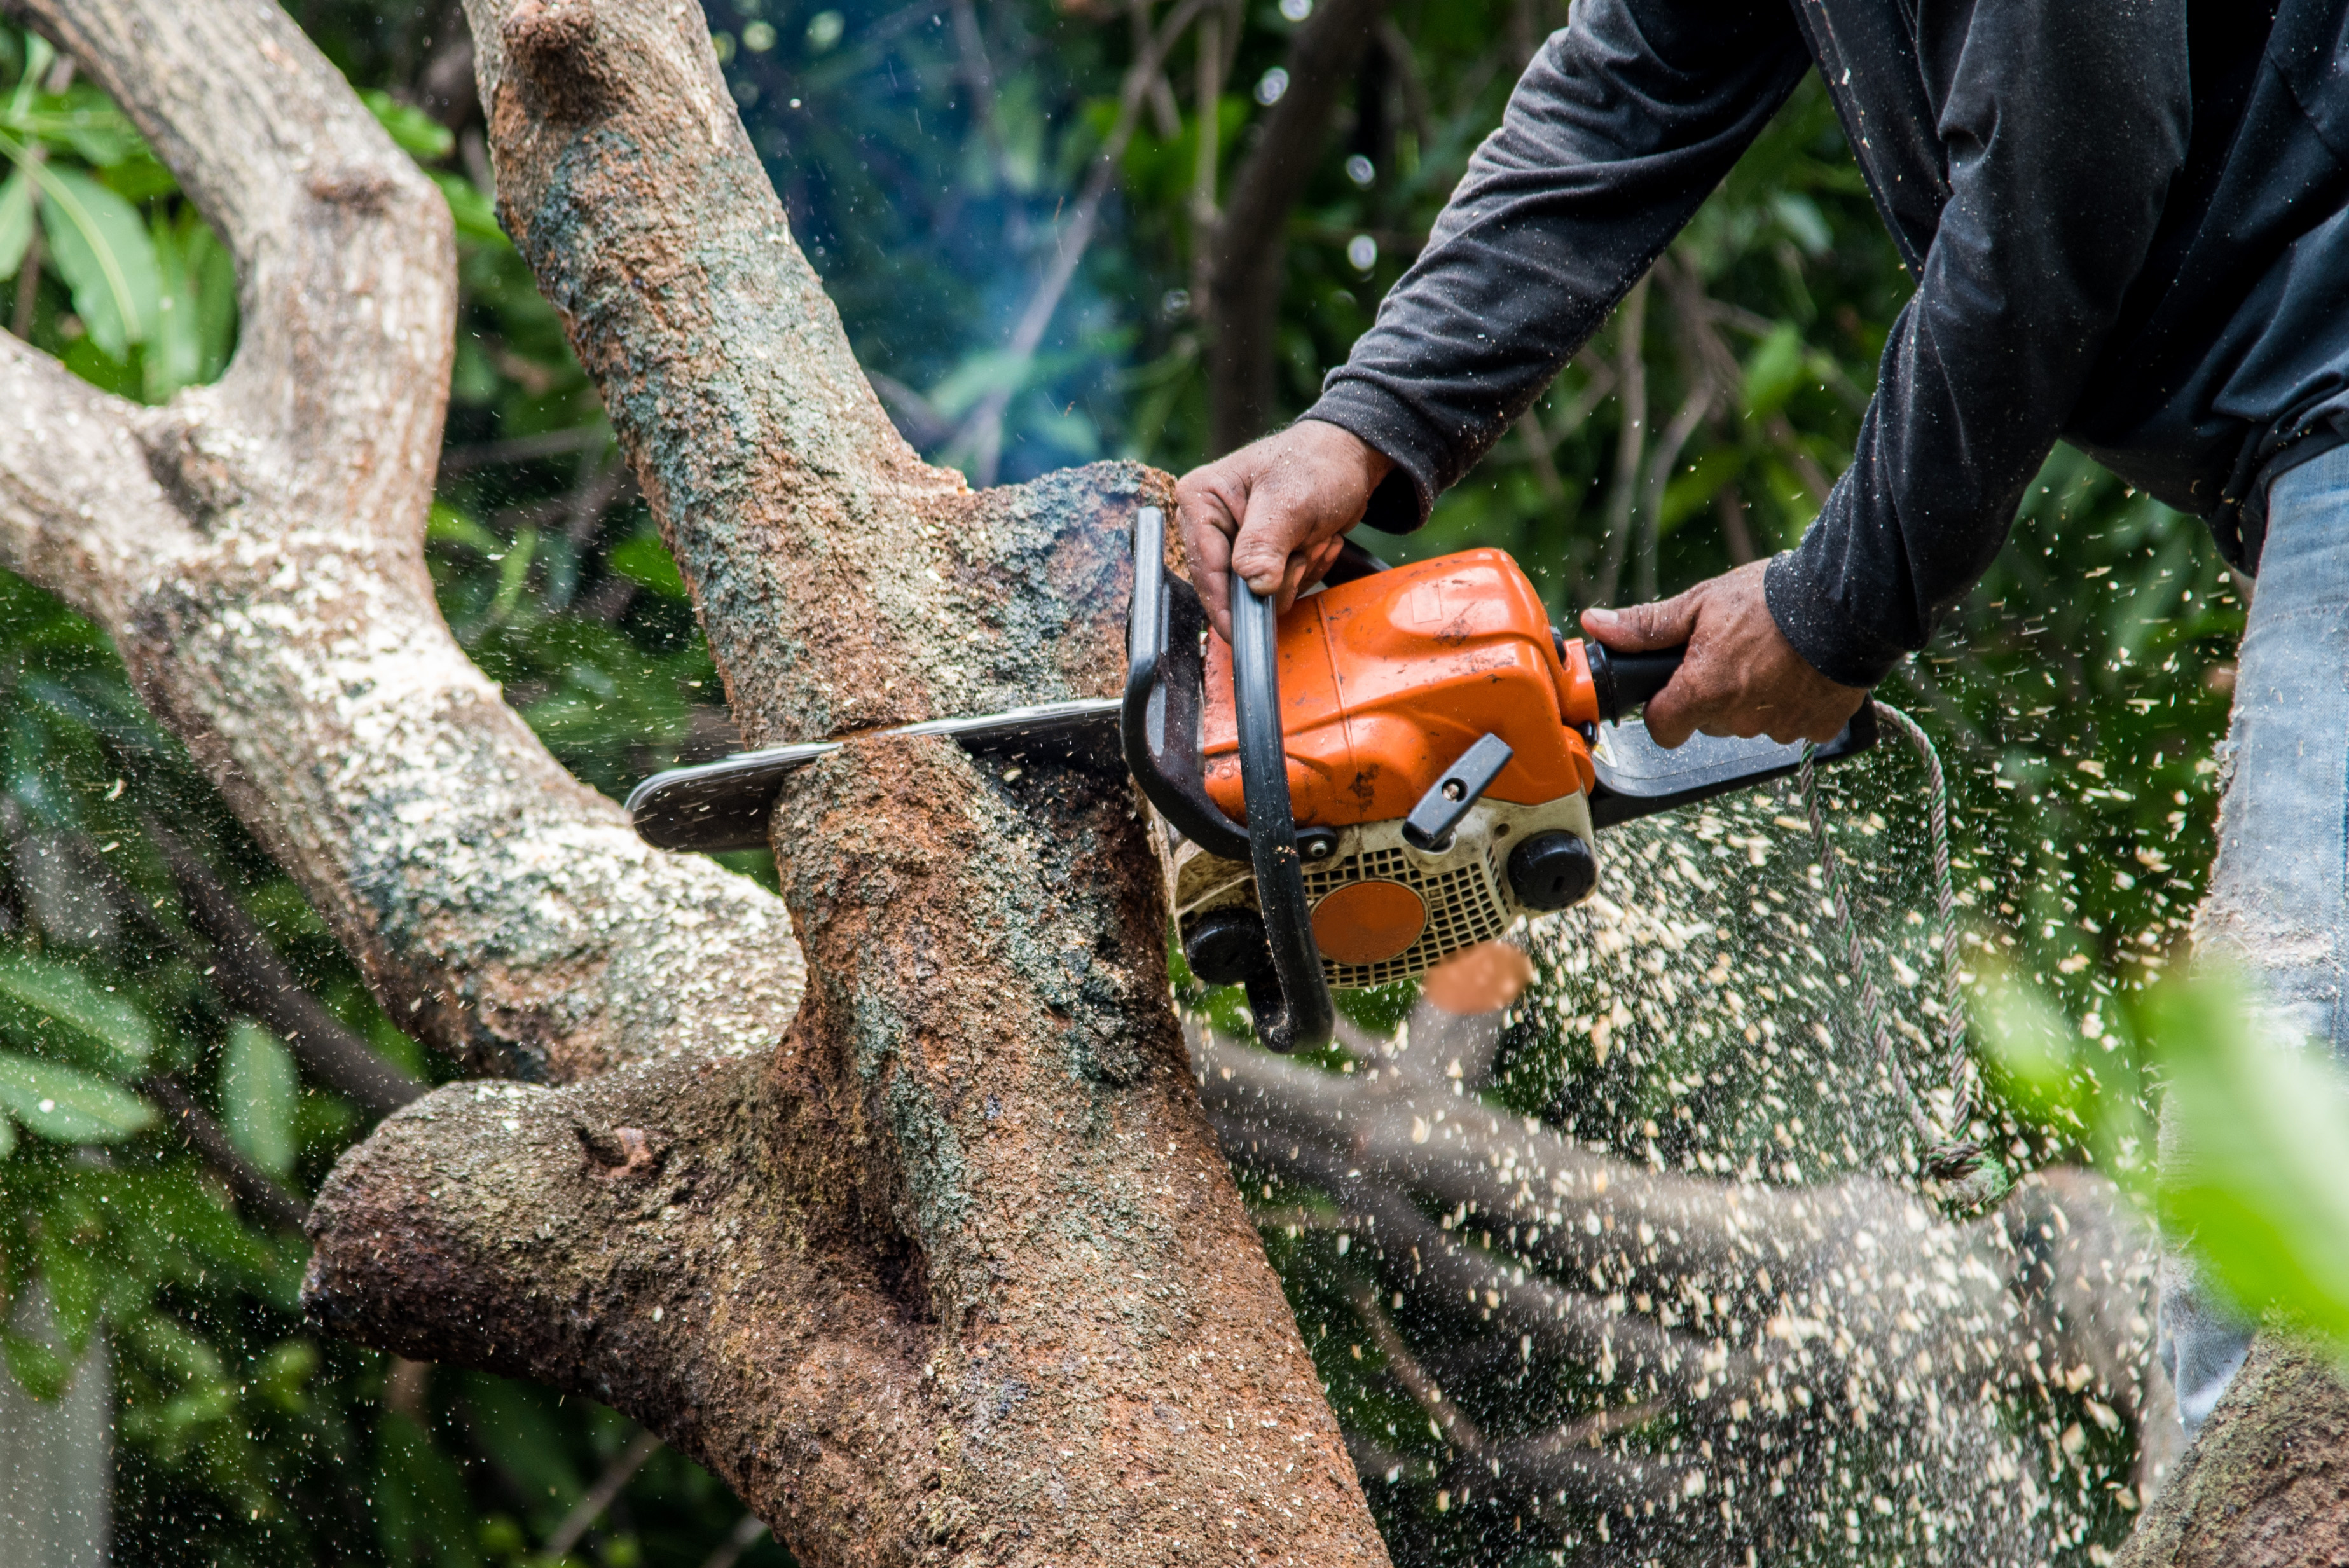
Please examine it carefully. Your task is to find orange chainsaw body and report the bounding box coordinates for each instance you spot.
[1200,548,1604,827]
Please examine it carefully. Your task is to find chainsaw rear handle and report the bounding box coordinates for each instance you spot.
[1585,640,1687,724]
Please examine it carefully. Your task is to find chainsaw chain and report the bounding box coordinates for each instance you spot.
[1798,703,2009,1216]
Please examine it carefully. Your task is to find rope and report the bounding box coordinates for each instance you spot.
[1796,702,2009,1216]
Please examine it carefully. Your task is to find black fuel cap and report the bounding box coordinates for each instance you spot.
[1507,831,1597,911]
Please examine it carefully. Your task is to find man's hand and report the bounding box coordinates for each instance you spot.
[1581,560,1868,748]
[1174,420,1396,642]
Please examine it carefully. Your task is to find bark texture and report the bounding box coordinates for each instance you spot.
[1,0,802,1085]
[2116,1333,2349,1568]
[0,0,1393,1562]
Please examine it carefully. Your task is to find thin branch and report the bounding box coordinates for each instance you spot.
[1130,0,1183,139]
[1204,0,1388,451]
[694,1515,769,1568]
[1633,384,1713,603]
[437,425,611,473]
[1373,20,1432,146]
[956,0,1213,483]
[146,816,427,1117]
[143,1075,311,1232]
[1348,1277,1491,1459]
[1590,277,1650,607]
[543,1429,663,1558]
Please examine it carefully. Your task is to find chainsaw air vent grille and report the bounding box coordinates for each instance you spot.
[1304,844,1510,989]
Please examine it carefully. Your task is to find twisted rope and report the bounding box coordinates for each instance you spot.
[1797,701,2008,1215]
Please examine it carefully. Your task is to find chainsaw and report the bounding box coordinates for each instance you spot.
[626,506,1875,1052]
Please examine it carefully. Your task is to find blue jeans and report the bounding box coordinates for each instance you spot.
[2158,441,2349,1436]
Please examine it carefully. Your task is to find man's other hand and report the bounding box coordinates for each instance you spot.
[1175,421,1396,642]
[1581,560,1868,748]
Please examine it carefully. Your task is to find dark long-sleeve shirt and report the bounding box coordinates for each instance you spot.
[1306,0,2346,687]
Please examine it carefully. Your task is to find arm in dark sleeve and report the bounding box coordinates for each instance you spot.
[1763,0,2191,687]
[1304,0,1810,532]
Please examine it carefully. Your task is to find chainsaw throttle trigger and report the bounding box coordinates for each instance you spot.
[1231,576,1337,1055]
[1402,732,1514,852]
[1124,508,1251,860]
[1587,641,1687,724]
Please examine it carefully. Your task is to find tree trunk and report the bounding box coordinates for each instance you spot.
[2116,1333,2349,1567]
[0,0,1391,1562]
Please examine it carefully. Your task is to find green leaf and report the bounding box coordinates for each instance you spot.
[0,167,31,279]
[3,1330,74,1400]
[34,1212,100,1350]
[0,1051,154,1142]
[0,1109,15,1160]
[222,1020,298,1178]
[113,1169,271,1275]
[427,501,501,555]
[0,948,155,1073]
[32,163,162,359]
[143,209,203,402]
[1740,322,1804,421]
[430,168,507,247]
[2153,973,2349,1351]
[362,88,455,162]
[607,531,689,600]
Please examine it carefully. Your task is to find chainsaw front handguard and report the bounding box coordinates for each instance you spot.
[1124,507,1335,1053]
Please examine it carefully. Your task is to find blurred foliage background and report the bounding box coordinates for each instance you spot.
[0,0,2258,1563]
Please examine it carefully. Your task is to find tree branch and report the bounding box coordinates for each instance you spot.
[3,0,806,1085]
[1205,0,1388,453]
[953,0,1211,486]
[144,1075,312,1233]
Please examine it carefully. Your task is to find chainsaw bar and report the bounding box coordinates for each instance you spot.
[623,699,1122,853]
[624,698,1871,856]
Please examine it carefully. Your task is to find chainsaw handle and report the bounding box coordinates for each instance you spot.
[1229,578,1336,1055]
[1124,509,1251,862]
[1585,641,1687,724]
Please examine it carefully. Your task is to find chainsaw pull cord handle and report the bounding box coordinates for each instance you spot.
[1796,701,2008,1216]
[1230,577,1336,1055]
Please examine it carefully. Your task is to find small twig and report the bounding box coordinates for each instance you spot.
[956,0,1212,483]
[146,816,427,1117]
[562,451,631,549]
[542,1429,663,1559]
[949,0,1015,182]
[1130,0,1183,138]
[1187,1,1227,308]
[1349,1279,1491,1459]
[1590,277,1650,608]
[142,1076,311,1232]
[1373,18,1432,146]
[1715,483,1758,565]
[438,425,610,473]
[1633,383,1713,603]
[694,1513,769,1568]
